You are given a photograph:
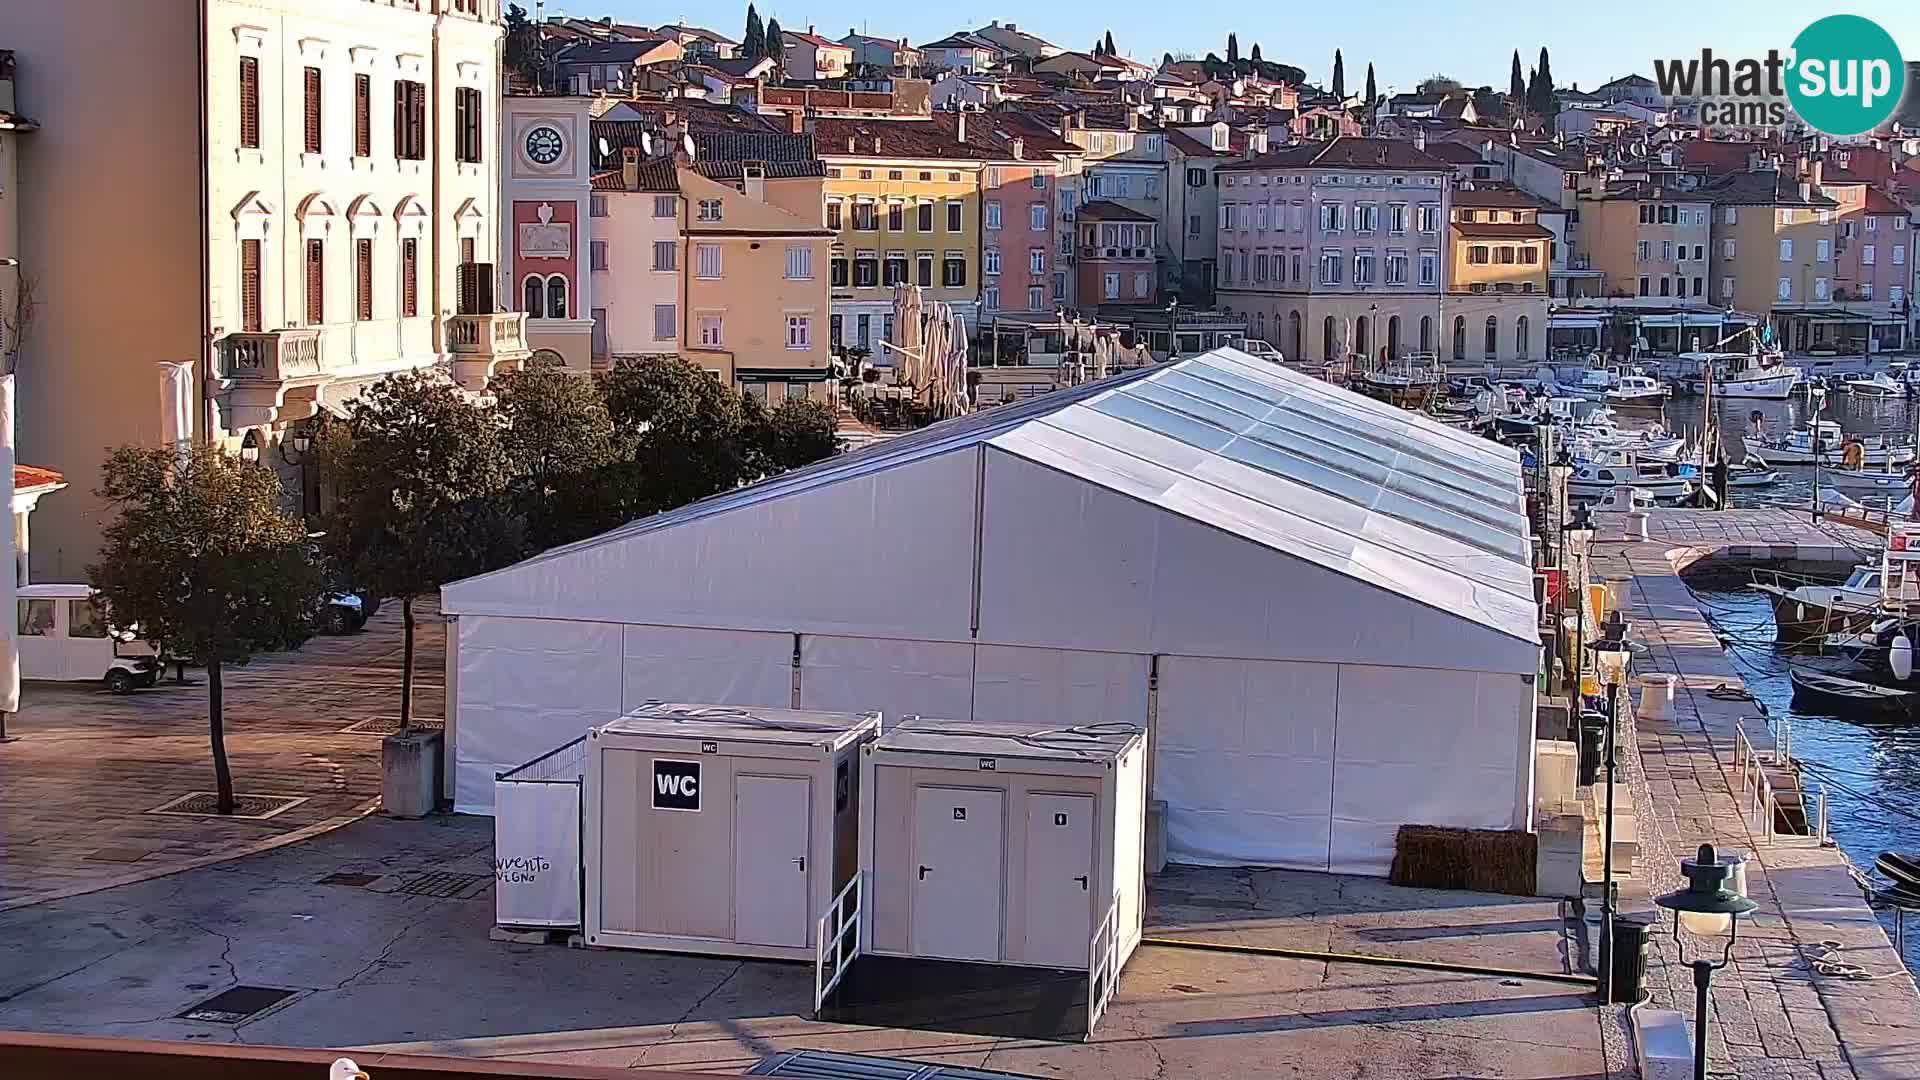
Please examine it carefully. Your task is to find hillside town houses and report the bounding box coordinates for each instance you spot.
[9,5,1920,574]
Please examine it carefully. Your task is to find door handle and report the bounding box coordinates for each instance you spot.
[793,856,806,872]
[1075,875,1089,890]
[919,865,932,880]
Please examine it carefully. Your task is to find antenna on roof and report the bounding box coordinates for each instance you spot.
[598,136,612,161]
[640,131,653,156]
[684,132,696,160]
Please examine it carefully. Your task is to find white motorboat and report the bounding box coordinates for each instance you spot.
[1819,468,1913,495]
[1746,420,1917,467]
[1680,349,1798,400]
[1603,374,1670,408]
[1728,465,1780,487]
[1841,372,1905,398]
[1566,453,1694,502]
[1751,564,1884,643]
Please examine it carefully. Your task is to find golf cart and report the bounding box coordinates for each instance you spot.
[17,583,162,693]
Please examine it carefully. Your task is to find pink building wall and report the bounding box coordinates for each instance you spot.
[982,161,1057,314]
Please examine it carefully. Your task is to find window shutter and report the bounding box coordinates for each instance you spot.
[393,81,405,158]
[305,240,324,324]
[303,67,322,154]
[238,57,260,149]
[401,238,418,317]
[356,239,373,320]
[355,74,371,157]
[409,82,426,158]
[240,239,262,333]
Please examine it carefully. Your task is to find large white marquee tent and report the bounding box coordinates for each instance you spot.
[441,348,1541,875]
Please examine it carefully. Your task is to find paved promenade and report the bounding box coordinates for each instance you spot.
[0,600,444,910]
[1588,507,1920,1079]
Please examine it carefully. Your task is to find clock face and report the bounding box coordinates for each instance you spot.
[525,125,564,165]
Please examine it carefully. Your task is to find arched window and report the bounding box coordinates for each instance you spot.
[1354,315,1369,357]
[1288,311,1302,360]
[1387,315,1401,359]
[1451,316,1466,361]
[545,275,569,319]
[1516,315,1530,357]
[1322,315,1336,362]
[522,275,545,317]
[1419,315,1432,353]
[1484,315,1498,358]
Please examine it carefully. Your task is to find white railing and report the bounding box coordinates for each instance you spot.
[1085,891,1122,1039]
[814,871,863,1014]
[1813,783,1831,846]
[1733,720,1779,845]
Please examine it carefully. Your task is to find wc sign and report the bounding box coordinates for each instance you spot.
[652,759,702,811]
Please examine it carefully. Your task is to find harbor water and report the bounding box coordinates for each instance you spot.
[1639,391,1920,974]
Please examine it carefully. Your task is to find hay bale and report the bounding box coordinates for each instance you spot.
[1389,825,1537,896]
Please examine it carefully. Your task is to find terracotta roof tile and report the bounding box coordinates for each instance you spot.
[1218,136,1451,172]
[1077,199,1155,222]
[1451,221,1555,239]
[814,114,1003,161]
[14,464,64,492]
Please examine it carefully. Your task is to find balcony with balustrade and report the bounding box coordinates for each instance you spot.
[215,328,327,429]
[447,311,532,389]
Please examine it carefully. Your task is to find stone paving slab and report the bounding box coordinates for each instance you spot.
[0,599,446,910]
[1585,508,1920,1080]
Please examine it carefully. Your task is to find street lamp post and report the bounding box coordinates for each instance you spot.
[1592,610,1633,1000]
[1654,843,1759,1080]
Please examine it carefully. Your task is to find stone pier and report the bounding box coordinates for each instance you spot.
[1587,507,1920,1079]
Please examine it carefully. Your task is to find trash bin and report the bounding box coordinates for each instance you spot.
[1607,914,1653,1003]
[1578,710,1607,787]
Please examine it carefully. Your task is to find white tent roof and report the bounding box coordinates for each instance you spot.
[445,348,1535,656]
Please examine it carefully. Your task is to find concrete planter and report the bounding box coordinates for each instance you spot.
[382,730,442,819]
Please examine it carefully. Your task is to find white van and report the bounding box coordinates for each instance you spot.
[17,583,162,693]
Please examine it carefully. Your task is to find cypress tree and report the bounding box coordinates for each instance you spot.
[1104,30,1116,56]
[1364,63,1376,107]
[1509,50,1525,104]
[1332,49,1345,99]
[743,4,764,61]
[1227,34,1239,64]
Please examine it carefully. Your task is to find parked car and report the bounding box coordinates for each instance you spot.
[16,583,161,693]
[1236,339,1286,365]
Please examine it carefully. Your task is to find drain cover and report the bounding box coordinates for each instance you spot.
[317,871,382,887]
[395,871,491,900]
[340,716,446,736]
[148,792,307,819]
[178,985,299,1023]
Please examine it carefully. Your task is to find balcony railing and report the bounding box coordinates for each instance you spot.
[220,328,323,382]
[447,311,529,356]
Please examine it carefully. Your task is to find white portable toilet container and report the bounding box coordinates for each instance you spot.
[583,702,880,960]
[838,717,1146,1034]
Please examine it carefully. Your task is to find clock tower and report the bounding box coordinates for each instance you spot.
[503,97,595,370]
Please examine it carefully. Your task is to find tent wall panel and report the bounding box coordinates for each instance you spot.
[442,448,981,642]
[975,448,1535,674]
[797,635,974,720]
[1154,656,1339,870]
[619,625,793,713]
[970,645,1149,729]
[453,615,623,813]
[1328,665,1534,876]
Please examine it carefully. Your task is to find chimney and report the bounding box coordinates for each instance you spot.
[1412,127,1426,151]
[847,135,856,152]
[1012,136,1024,159]
[1006,23,1017,31]
[807,24,815,35]
[787,109,805,133]
[1799,180,1812,201]
[957,109,967,142]
[621,146,641,190]
[872,134,883,153]
[743,162,766,202]
[1126,110,1138,131]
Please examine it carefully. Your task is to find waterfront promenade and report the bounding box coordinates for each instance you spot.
[1589,507,1920,1079]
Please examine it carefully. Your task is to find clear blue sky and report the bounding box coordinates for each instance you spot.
[549,0,1919,94]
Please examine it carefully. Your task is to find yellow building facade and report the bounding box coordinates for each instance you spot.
[815,115,995,352]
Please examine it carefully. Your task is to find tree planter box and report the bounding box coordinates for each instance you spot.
[383,730,442,818]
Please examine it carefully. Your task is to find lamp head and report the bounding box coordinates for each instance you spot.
[1655,843,1757,938]
[1562,503,1596,547]
[1548,447,1576,485]
[239,429,261,464]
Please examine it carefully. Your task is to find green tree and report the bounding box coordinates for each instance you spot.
[1529,47,1556,117]
[503,3,545,89]
[1226,34,1239,64]
[1366,63,1378,106]
[753,398,839,474]
[1332,49,1345,99]
[1249,43,1262,63]
[1417,74,1462,97]
[596,357,762,517]
[491,367,618,548]
[743,4,765,61]
[1509,50,1526,104]
[764,17,785,72]
[319,372,525,734]
[90,444,325,814]
[1103,30,1116,56]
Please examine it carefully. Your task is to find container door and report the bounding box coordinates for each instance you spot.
[1020,793,1095,968]
[733,774,811,948]
[910,785,1004,961]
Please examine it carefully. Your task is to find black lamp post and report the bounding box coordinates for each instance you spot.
[1591,609,1633,1000]
[1549,448,1576,568]
[1654,843,1759,1080]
